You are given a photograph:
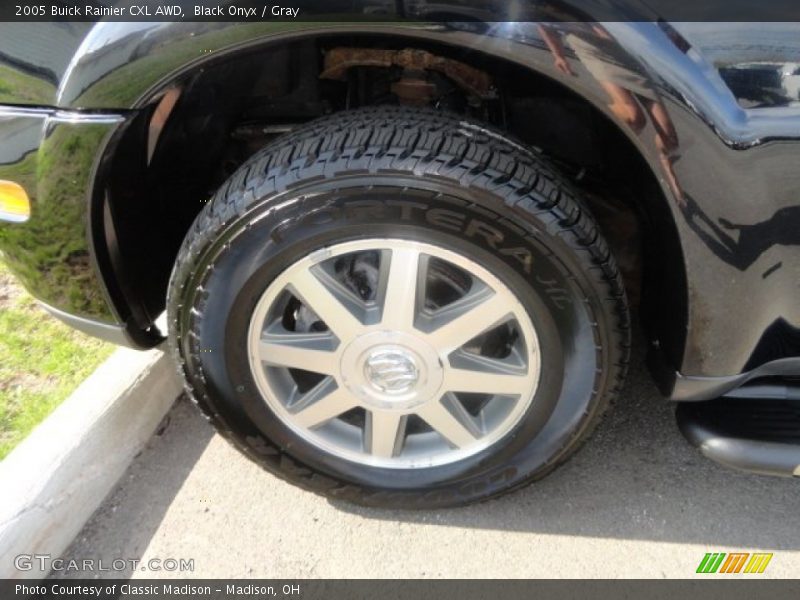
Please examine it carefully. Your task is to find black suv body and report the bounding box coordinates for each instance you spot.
[1,5,799,505]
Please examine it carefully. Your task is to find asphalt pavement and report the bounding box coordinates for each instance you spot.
[56,348,800,579]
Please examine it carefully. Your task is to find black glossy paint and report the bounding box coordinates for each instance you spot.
[0,108,124,321]
[0,4,798,400]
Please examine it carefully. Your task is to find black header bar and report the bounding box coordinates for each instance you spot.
[2,1,800,22]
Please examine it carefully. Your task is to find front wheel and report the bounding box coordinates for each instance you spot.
[168,106,630,508]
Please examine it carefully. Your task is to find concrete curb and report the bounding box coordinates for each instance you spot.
[0,347,182,579]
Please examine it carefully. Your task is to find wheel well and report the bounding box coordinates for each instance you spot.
[100,34,686,368]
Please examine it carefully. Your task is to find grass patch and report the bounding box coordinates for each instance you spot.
[0,260,113,459]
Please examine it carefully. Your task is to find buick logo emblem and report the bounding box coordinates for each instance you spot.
[364,349,420,393]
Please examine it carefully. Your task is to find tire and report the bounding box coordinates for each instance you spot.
[168,106,630,508]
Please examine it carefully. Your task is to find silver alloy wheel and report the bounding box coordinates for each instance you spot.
[247,239,541,469]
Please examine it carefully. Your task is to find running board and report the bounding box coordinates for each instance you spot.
[723,383,800,401]
[676,397,800,478]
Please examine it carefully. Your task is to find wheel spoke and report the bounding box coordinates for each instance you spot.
[444,368,529,396]
[365,410,408,458]
[289,269,364,341]
[380,248,421,330]
[426,291,511,353]
[291,381,356,429]
[259,331,338,375]
[417,394,481,448]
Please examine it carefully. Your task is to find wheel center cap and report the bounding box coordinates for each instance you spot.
[339,331,444,410]
[364,348,419,394]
